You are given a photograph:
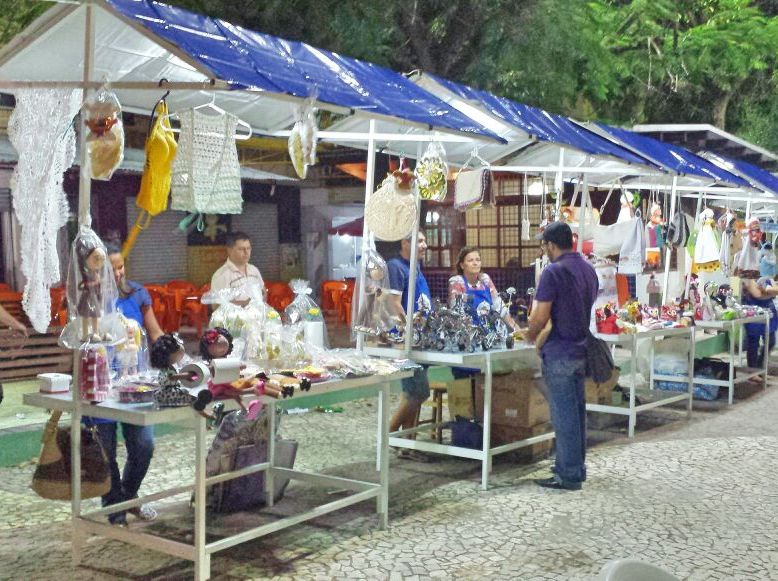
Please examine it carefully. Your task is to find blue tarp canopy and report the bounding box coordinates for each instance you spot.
[103,0,502,140]
[587,123,750,188]
[427,75,651,166]
[702,152,778,197]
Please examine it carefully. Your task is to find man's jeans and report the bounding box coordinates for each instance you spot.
[541,356,587,485]
[95,423,155,522]
[745,331,775,369]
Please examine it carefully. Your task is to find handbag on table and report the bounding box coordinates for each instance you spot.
[31,410,111,501]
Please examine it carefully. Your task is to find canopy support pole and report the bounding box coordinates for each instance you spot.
[661,175,678,304]
[554,148,565,218]
[746,199,752,219]
[684,190,705,301]
[355,120,377,352]
[402,144,424,353]
[577,171,589,253]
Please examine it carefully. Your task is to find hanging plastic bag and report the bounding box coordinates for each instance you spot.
[351,241,403,339]
[83,86,124,181]
[203,287,252,338]
[618,210,646,275]
[365,173,418,241]
[287,103,317,179]
[111,314,149,379]
[415,141,448,202]
[60,226,124,349]
[284,280,328,349]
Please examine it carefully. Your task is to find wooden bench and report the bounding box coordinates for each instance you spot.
[0,327,73,382]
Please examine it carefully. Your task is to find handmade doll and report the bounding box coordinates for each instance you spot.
[693,209,721,273]
[83,87,124,180]
[199,327,234,360]
[353,247,397,336]
[150,334,212,412]
[734,218,762,279]
[617,193,634,223]
[75,234,108,342]
[759,242,776,278]
[115,317,142,377]
[644,203,664,269]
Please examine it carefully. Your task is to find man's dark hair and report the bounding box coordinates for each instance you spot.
[225,232,251,248]
[104,242,122,256]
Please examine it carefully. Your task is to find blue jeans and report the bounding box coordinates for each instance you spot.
[745,332,775,369]
[541,356,587,485]
[95,423,155,522]
[401,366,430,403]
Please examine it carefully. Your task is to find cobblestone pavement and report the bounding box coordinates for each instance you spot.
[3,380,778,581]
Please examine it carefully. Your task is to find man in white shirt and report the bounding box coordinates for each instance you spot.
[210,232,264,303]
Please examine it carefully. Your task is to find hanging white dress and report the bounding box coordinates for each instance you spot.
[171,108,243,214]
[693,210,720,272]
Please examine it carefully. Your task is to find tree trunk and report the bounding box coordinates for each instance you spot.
[711,92,732,129]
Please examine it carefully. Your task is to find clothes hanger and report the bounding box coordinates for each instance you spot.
[161,93,253,141]
[454,145,490,178]
[147,78,171,137]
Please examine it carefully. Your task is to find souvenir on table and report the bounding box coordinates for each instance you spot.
[113,316,146,378]
[284,280,327,348]
[60,226,124,348]
[415,141,448,202]
[352,241,402,338]
[150,334,213,413]
[692,209,721,273]
[618,210,646,274]
[595,302,620,334]
[759,243,776,278]
[365,170,417,241]
[79,344,110,402]
[287,102,318,179]
[170,107,243,214]
[734,218,762,279]
[203,287,254,338]
[646,274,661,308]
[83,86,124,181]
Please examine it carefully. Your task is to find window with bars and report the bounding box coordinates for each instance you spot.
[422,205,457,268]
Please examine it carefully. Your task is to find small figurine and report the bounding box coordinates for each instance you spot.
[115,317,142,377]
[150,334,212,413]
[75,235,108,342]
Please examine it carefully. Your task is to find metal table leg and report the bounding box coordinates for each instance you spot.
[481,354,493,490]
[628,334,637,438]
[728,325,736,405]
[377,381,390,529]
[194,414,209,580]
[688,328,695,417]
[266,401,276,508]
[764,315,770,390]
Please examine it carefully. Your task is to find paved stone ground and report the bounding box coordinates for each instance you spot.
[3,377,778,580]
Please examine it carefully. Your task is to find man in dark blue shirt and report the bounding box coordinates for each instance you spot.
[527,222,598,491]
[386,232,431,460]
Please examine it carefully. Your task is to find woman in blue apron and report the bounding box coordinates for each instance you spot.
[741,278,778,369]
[448,246,519,378]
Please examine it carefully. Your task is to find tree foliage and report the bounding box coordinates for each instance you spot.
[2,0,777,151]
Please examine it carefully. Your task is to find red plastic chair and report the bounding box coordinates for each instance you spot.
[0,283,12,292]
[49,287,68,326]
[265,281,294,312]
[321,281,348,317]
[144,286,171,332]
[179,283,210,336]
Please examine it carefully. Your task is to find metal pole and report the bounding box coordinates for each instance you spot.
[555,148,565,218]
[356,120,377,351]
[683,190,705,301]
[402,143,424,353]
[746,199,752,220]
[71,1,95,542]
[661,175,678,304]
[577,172,589,253]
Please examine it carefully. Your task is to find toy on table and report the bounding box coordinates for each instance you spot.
[150,333,212,415]
[79,344,110,402]
[595,302,620,334]
[199,327,250,410]
[114,316,144,377]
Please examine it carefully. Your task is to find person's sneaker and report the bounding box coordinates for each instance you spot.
[396,449,431,463]
[128,504,157,521]
[534,476,582,491]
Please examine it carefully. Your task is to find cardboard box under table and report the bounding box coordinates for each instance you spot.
[365,345,552,490]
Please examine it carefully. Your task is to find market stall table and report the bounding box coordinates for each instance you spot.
[695,314,770,404]
[364,344,550,490]
[23,369,411,581]
[589,327,695,438]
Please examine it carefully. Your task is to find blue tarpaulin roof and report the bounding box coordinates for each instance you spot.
[426,74,652,166]
[105,0,503,141]
[703,153,778,196]
[593,124,749,187]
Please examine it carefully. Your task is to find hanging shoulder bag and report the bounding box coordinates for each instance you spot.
[31,410,111,501]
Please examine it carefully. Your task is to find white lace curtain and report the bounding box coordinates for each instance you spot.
[8,88,82,333]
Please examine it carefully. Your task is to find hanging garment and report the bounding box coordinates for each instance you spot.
[618,212,646,274]
[693,210,721,273]
[719,228,732,276]
[137,100,178,216]
[9,88,81,333]
[171,108,242,214]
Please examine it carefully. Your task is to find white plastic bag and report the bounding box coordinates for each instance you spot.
[83,86,124,181]
[415,142,448,202]
[618,211,646,274]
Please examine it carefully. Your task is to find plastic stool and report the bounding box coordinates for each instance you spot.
[416,382,448,442]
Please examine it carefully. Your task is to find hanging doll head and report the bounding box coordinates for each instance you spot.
[75,235,107,279]
[150,333,186,369]
[747,217,763,247]
[649,203,663,225]
[199,327,234,360]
